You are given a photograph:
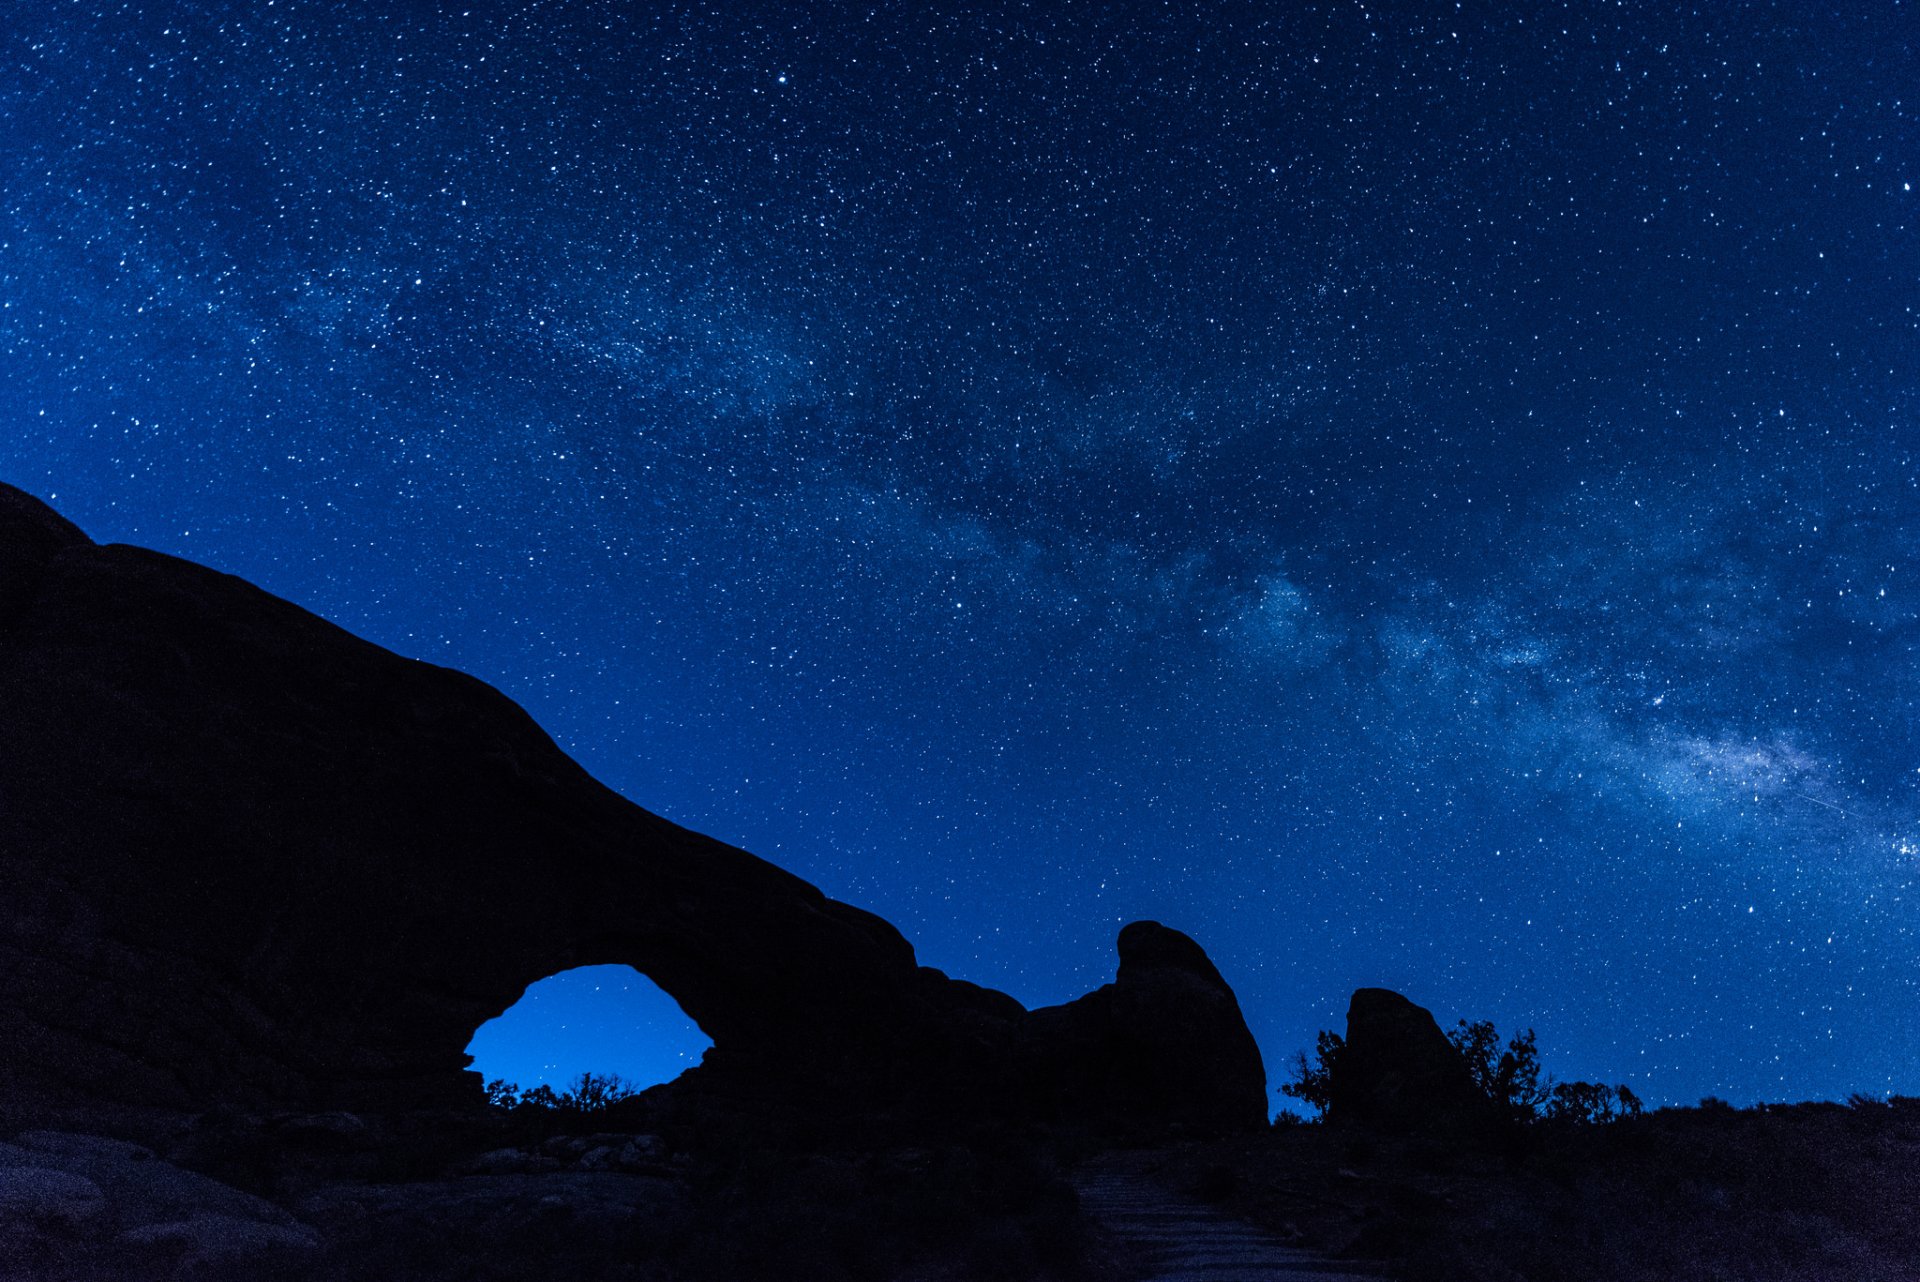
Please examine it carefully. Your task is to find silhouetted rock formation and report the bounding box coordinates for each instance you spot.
[1026,922,1269,1133]
[0,483,1262,1136]
[1329,988,1489,1135]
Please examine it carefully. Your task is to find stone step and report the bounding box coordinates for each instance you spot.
[1074,1167,1390,1282]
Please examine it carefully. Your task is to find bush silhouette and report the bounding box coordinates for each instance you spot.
[1445,1017,1641,1125]
[484,1070,638,1114]
[1545,1078,1644,1125]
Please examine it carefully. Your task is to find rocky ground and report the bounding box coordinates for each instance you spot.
[0,1105,1120,1282]
[1133,1096,1920,1282]
[10,1097,1920,1280]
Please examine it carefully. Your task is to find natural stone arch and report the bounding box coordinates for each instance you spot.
[0,482,1268,1135]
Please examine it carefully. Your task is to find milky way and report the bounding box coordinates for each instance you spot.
[3,1,1916,1104]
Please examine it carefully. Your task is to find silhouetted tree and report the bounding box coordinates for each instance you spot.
[563,1070,635,1112]
[1278,1029,1345,1119]
[1447,1018,1643,1125]
[1545,1080,1644,1125]
[1448,1019,1550,1123]
[482,1071,636,1114]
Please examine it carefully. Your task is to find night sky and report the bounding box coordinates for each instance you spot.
[4,1,1916,1107]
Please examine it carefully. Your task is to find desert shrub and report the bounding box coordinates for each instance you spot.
[1545,1080,1644,1126]
[483,1070,637,1114]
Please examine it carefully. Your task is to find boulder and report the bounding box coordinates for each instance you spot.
[0,1131,303,1229]
[1025,921,1268,1133]
[117,1215,322,1281]
[1328,988,1491,1135]
[296,1172,690,1267]
[0,1129,319,1280]
[0,1166,107,1229]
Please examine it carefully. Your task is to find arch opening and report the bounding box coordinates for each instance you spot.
[465,964,713,1094]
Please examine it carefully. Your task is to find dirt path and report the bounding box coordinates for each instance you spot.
[1075,1160,1390,1282]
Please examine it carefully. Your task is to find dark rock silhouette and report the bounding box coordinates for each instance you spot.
[0,483,1262,1136]
[1328,988,1490,1135]
[1026,921,1269,1133]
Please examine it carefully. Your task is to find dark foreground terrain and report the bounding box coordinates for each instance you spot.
[7,1092,1920,1281]
[0,1099,1116,1281]
[1140,1095,1920,1282]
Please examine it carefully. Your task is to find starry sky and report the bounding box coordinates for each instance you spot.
[4,1,1916,1107]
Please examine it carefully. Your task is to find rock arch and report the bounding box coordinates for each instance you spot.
[0,484,1266,1134]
